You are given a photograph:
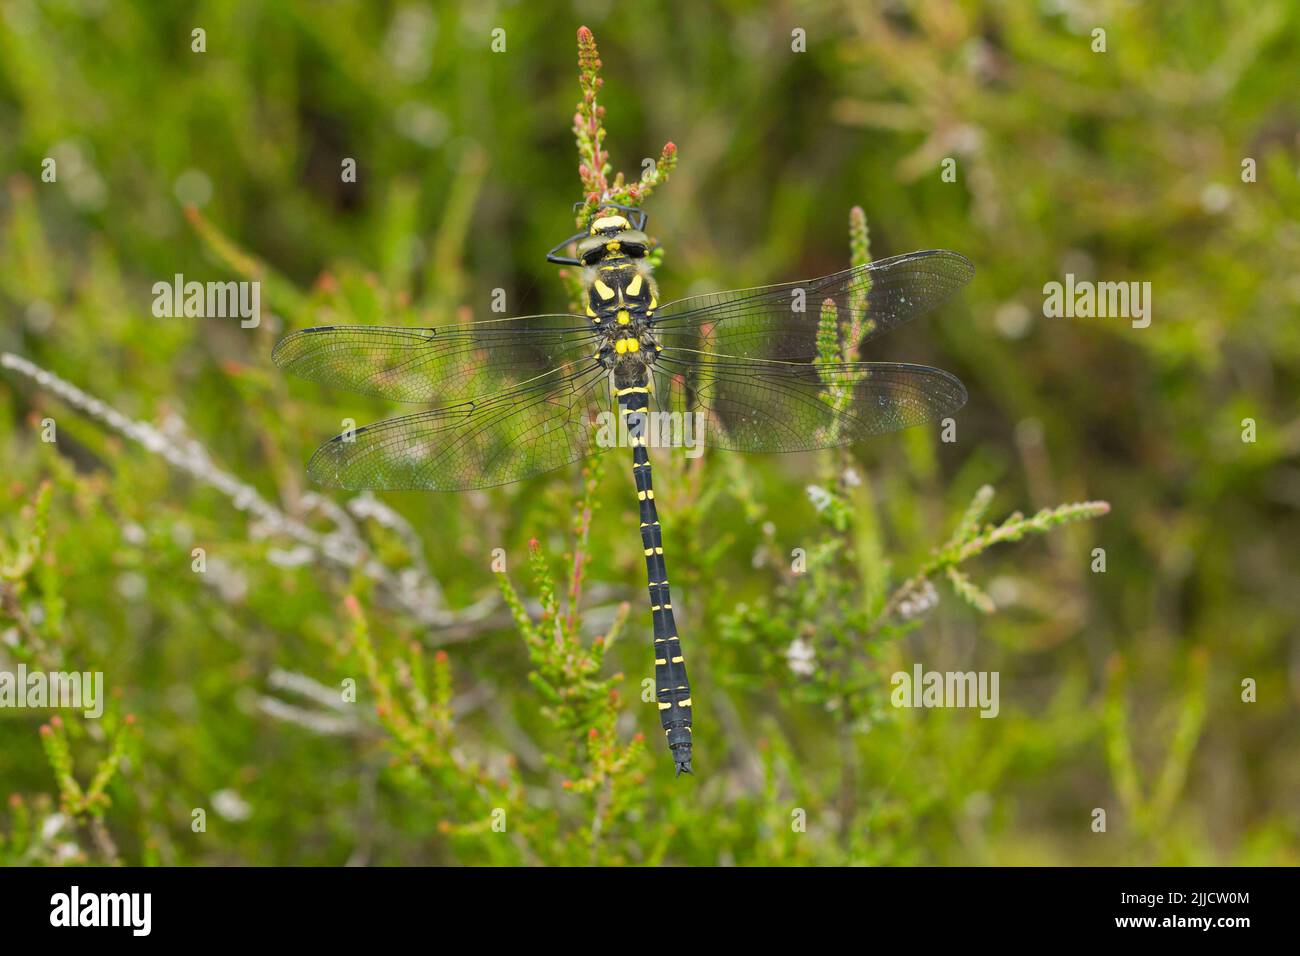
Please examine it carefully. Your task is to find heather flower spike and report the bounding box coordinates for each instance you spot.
[572,26,676,229]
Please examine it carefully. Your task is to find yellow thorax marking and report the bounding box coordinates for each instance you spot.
[626,274,644,297]
[594,279,616,300]
[616,309,631,325]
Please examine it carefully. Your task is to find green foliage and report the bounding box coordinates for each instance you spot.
[1,481,139,865]
[1,2,1296,866]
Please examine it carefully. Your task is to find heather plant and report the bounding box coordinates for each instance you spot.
[0,4,1295,867]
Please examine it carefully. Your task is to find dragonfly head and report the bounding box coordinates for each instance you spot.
[546,204,652,267]
[577,219,650,265]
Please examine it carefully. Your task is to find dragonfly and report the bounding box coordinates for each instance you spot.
[272,204,973,776]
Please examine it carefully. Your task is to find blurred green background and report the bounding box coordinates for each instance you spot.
[1,0,1297,865]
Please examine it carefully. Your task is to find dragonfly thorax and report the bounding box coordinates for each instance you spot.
[596,314,660,381]
[584,229,661,377]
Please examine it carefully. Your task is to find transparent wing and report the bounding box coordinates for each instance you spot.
[272,314,593,404]
[651,250,973,362]
[305,365,613,491]
[650,350,966,453]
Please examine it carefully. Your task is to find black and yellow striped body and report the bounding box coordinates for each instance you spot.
[618,381,693,774]
[580,213,693,775]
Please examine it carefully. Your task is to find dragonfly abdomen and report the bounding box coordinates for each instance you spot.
[618,378,693,776]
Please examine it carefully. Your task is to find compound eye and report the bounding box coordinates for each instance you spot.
[576,236,606,264]
[618,229,650,258]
